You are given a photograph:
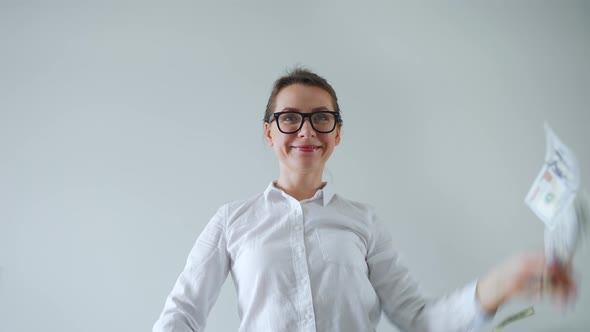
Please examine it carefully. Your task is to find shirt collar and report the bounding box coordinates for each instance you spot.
[264,181,335,207]
[320,182,335,206]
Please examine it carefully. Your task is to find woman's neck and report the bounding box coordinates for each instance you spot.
[275,171,325,201]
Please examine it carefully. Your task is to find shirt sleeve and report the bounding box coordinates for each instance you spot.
[367,216,493,332]
[153,205,231,332]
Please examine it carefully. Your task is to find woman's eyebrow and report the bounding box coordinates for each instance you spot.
[281,107,332,112]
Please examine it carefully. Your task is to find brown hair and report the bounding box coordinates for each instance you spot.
[263,67,342,124]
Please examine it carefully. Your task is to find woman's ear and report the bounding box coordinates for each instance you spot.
[335,126,341,146]
[264,122,273,146]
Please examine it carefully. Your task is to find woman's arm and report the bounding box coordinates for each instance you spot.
[367,217,489,332]
[153,205,231,332]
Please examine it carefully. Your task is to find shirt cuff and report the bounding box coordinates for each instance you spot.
[470,279,495,328]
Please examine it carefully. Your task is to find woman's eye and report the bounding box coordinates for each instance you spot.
[314,114,329,121]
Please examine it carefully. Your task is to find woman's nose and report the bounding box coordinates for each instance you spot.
[298,118,316,137]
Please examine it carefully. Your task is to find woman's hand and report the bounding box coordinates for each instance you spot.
[476,251,577,313]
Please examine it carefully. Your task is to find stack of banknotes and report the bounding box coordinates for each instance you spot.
[493,124,587,331]
[525,123,588,265]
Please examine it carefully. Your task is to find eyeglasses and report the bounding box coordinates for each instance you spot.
[268,111,342,134]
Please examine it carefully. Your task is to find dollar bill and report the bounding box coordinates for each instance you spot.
[492,306,535,332]
[525,123,586,265]
[525,123,580,230]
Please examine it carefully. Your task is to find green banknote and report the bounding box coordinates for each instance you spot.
[492,307,535,332]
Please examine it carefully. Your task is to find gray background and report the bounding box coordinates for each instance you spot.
[1,1,589,331]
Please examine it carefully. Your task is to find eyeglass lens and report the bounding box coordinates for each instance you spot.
[277,112,337,133]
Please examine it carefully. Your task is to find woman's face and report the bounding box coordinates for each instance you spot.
[265,84,341,174]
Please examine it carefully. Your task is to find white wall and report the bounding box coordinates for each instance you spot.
[1,1,589,331]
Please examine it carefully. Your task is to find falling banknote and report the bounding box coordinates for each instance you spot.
[492,307,535,332]
[525,123,587,265]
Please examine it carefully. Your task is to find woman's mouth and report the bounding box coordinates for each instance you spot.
[293,145,321,152]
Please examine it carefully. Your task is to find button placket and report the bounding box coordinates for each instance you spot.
[290,201,316,330]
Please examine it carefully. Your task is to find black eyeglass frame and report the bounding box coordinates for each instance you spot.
[267,111,342,134]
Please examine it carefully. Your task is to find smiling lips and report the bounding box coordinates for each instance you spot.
[292,145,321,152]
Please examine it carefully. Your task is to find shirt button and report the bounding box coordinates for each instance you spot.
[294,225,302,231]
[301,278,308,285]
[305,312,313,320]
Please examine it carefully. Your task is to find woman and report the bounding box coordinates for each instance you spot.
[153,68,576,332]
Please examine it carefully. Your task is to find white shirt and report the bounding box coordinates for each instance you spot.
[153,182,490,332]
